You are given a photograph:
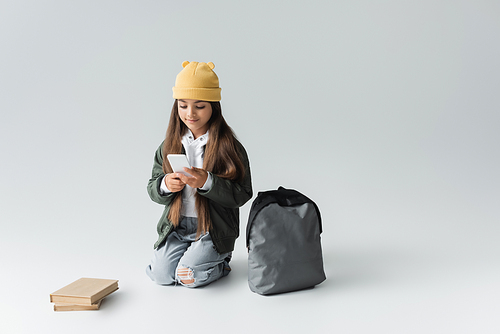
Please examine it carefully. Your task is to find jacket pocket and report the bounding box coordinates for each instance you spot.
[156,207,171,234]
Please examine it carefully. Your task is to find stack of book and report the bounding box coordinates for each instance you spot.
[50,277,119,311]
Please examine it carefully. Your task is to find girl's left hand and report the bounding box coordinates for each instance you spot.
[178,167,208,189]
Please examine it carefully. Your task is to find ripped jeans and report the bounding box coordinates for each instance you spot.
[146,217,231,288]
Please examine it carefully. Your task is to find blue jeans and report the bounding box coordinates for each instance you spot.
[146,217,231,287]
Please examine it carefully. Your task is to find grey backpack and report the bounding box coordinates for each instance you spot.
[246,186,326,295]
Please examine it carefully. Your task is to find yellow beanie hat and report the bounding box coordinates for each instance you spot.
[172,61,221,102]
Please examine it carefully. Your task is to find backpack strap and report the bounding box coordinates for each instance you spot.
[246,186,322,248]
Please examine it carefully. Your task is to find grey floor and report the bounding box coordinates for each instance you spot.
[1,1,499,333]
[2,184,499,333]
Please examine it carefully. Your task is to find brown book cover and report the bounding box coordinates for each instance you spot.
[50,278,119,306]
[53,299,104,311]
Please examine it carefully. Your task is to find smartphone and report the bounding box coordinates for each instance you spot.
[167,154,193,177]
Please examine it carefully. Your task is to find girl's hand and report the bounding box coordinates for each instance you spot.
[165,173,186,192]
[178,167,208,189]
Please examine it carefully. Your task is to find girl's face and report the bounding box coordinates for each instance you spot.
[178,99,213,138]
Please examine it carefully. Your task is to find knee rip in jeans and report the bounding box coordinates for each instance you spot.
[177,266,195,286]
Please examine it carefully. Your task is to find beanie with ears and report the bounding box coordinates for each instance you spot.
[172,61,221,102]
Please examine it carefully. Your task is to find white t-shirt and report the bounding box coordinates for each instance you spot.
[160,130,213,217]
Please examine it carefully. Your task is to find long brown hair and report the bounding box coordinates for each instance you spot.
[162,100,245,237]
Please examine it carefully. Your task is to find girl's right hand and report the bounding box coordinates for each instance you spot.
[165,173,186,192]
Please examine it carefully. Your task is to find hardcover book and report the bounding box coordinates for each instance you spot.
[50,277,119,306]
[53,299,103,311]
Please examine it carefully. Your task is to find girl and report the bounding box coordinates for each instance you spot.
[146,61,253,287]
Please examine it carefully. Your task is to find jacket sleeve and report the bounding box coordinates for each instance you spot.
[197,141,253,208]
[147,142,177,206]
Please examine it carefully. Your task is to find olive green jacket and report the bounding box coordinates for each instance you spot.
[147,140,253,254]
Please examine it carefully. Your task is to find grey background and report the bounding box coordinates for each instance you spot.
[1,0,499,333]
